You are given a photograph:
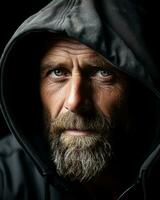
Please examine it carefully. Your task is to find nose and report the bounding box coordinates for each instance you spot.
[65,75,90,113]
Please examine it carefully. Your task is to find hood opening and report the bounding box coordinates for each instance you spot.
[0,32,58,175]
[1,31,160,180]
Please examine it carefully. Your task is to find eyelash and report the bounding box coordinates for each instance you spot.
[49,68,69,76]
[90,67,113,76]
[46,67,69,77]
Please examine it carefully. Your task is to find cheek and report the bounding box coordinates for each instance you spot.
[40,83,67,118]
[94,85,127,117]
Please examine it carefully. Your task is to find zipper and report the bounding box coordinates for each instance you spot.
[117,183,137,200]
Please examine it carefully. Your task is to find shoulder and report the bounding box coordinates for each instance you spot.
[0,134,45,199]
[0,134,38,173]
[0,134,21,156]
[0,134,34,176]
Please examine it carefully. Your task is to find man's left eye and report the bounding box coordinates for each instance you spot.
[98,69,112,77]
[90,68,114,83]
[95,68,113,78]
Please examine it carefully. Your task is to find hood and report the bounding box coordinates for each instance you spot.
[0,0,160,197]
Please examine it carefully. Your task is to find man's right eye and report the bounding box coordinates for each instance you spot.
[50,68,67,77]
[46,67,70,81]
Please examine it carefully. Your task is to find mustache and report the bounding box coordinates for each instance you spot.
[50,111,112,133]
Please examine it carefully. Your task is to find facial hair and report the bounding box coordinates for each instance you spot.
[46,111,113,182]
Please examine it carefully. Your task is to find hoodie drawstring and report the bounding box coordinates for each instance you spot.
[44,175,50,200]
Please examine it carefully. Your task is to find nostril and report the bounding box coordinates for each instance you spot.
[64,105,75,113]
[64,98,92,114]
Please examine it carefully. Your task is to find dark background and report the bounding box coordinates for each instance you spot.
[0,0,51,54]
[0,0,159,136]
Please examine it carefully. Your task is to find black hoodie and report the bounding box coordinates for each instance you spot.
[0,0,160,199]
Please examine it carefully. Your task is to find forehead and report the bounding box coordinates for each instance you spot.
[44,37,96,54]
[41,36,112,66]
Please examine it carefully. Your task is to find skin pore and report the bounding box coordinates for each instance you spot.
[40,36,130,199]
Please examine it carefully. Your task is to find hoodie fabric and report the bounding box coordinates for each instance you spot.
[0,0,160,199]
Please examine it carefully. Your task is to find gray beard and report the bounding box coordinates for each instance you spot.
[47,112,113,182]
[49,133,112,182]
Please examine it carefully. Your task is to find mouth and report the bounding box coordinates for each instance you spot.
[64,129,97,136]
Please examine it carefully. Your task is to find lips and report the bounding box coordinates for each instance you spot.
[64,129,96,136]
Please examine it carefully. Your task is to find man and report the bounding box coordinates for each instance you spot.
[0,0,160,199]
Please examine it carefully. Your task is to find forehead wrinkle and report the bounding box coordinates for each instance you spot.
[42,38,115,70]
[41,53,71,70]
[41,48,99,67]
[46,46,98,57]
[41,50,115,72]
[45,37,98,56]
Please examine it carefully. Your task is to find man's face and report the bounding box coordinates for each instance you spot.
[40,37,129,182]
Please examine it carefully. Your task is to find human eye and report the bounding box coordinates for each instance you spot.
[50,68,68,77]
[97,69,112,77]
[91,67,114,83]
[45,66,70,82]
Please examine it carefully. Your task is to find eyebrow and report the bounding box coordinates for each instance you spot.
[40,61,67,72]
[83,56,115,71]
[88,58,111,66]
[40,55,115,72]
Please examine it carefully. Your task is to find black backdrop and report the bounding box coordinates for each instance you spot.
[0,0,51,54]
